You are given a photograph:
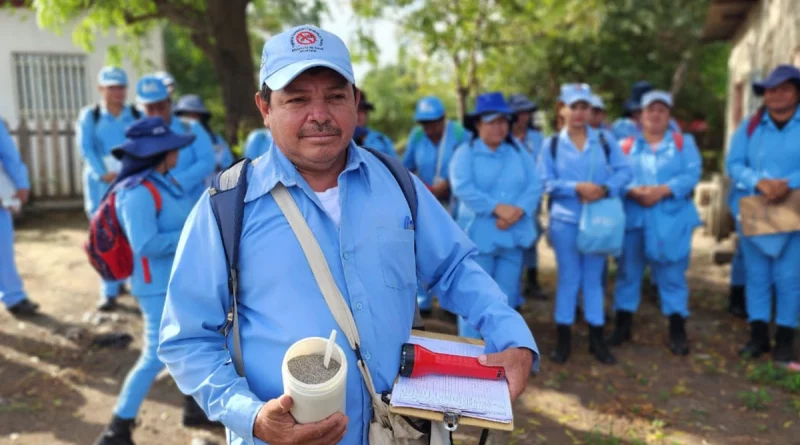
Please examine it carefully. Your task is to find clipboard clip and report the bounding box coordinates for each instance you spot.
[442,410,461,432]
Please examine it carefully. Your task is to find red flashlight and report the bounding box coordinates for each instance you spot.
[398,343,506,380]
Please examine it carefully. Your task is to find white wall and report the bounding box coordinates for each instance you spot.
[0,8,166,127]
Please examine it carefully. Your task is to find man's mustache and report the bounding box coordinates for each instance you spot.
[297,122,342,137]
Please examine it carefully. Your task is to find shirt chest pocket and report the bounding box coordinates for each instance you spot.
[376,227,416,290]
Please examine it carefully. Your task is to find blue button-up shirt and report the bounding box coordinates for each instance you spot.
[539,127,633,224]
[403,121,469,186]
[158,142,539,445]
[513,128,544,162]
[363,128,397,158]
[169,117,216,202]
[0,121,29,190]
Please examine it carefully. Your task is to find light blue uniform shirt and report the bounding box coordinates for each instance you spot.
[244,129,274,159]
[0,121,29,190]
[402,121,469,186]
[115,172,195,297]
[363,128,396,158]
[76,104,140,215]
[513,128,544,161]
[539,127,633,224]
[168,117,216,201]
[158,143,539,445]
[206,132,236,187]
[450,139,542,253]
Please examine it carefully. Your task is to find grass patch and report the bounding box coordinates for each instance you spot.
[747,362,800,393]
[738,388,772,411]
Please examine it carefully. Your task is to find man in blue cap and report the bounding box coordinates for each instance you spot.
[135,75,215,202]
[159,24,538,445]
[353,90,396,158]
[76,66,142,311]
[153,71,177,100]
[0,120,39,317]
[727,64,800,363]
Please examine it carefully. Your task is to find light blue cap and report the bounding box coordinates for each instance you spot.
[174,94,210,115]
[97,66,128,87]
[154,71,176,88]
[560,83,592,106]
[136,75,170,104]
[641,90,673,108]
[414,96,446,122]
[259,24,355,91]
[589,94,605,110]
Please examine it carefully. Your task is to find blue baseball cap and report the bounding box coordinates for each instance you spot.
[507,94,537,113]
[561,83,592,106]
[589,95,605,110]
[112,117,195,160]
[471,92,512,119]
[753,64,800,96]
[174,95,210,116]
[154,71,176,89]
[414,96,446,122]
[641,90,673,108]
[98,66,128,87]
[136,75,170,104]
[259,24,355,91]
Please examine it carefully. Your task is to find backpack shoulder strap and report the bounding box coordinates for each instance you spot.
[140,180,162,212]
[620,136,635,155]
[549,135,558,160]
[208,157,252,378]
[598,131,611,160]
[363,147,425,330]
[92,104,101,125]
[747,106,765,137]
[130,105,141,120]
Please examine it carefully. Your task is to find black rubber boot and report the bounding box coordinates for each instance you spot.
[588,325,616,364]
[727,285,747,318]
[606,311,633,346]
[668,314,689,356]
[525,268,547,300]
[183,395,219,427]
[8,298,39,317]
[739,321,771,358]
[549,324,572,364]
[96,298,118,312]
[772,326,796,363]
[93,416,135,445]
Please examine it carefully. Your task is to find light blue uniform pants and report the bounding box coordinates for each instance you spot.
[0,209,27,309]
[614,229,690,317]
[83,173,122,301]
[114,295,166,419]
[549,219,606,326]
[731,239,746,287]
[740,233,800,328]
[458,247,523,338]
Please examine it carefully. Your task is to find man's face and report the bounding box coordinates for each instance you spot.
[642,102,671,134]
[144,100,172,122]
[100,85,126,107]
[590,108,606,128]
[357,109,369,127]
[764,81,800,114]
[420,118,445,142]
[476,116,509,147]
[256,69,357,173]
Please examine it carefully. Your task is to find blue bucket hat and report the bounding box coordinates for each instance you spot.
[111,117,195,160]
[136,75,170,105]
[753,64,800,96]
[97,66,128,87]
[560,83,592,106]
[641,90,673,108]
[259,24,354,91]
[508,94,537,113]
[471,92,513,122]
[414,96,446,122]
[174,95,211,116]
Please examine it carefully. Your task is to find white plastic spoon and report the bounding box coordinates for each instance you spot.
[323,329,337,369]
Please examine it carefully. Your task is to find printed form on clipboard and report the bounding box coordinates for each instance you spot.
[389,334,513,425]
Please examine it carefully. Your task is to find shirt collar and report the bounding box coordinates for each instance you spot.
[244,140,370,203]
[760,106,800,127]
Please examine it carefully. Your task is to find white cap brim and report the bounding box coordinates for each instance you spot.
[100,80,127,87]
[265,59,355,90]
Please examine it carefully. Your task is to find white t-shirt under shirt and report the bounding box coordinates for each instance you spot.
[315,186,341,228]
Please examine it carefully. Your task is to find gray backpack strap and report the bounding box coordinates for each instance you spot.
[208,158,251,378]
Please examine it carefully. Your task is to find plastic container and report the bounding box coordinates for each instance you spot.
[282,336,348,424]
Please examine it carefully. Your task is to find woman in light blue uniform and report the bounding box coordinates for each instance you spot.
[243,128,273,159]
[608,90,702,356]
[174,94,235,187]
[93,118,201,445]
[726,65,800,363]
[403,96,471,313]
[540,84,631,364]
[508,93,546,303]
[450,92,542,338]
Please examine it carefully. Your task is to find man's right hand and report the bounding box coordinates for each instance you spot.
[756,179,790,203]
[494,204,523,225]
[253,395,348,445]
[101,172,117,183]
[576,182,605,202]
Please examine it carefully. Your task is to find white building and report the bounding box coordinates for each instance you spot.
[0,4,165,205]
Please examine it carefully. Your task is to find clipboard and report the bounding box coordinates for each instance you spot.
[388,329,514,432]
[739,190,800,236]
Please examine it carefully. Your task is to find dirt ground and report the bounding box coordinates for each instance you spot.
[1,210,799,445]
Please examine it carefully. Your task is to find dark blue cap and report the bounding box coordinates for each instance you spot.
[753,65,800,96]
[358,91,375,111]
[631,81,654,101]
[508,94,537,113]
[471,92,512,117]
[112,117,195,160]
[174,95,210,116]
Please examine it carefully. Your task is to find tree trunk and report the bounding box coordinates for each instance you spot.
[204,0,263,146]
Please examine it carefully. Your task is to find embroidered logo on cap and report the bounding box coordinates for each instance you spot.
[419,101,434,113]
[290,28,324,53]
[152,126,166,135]
[140,81,161,94]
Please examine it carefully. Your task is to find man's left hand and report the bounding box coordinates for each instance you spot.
[478,348,534,402]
